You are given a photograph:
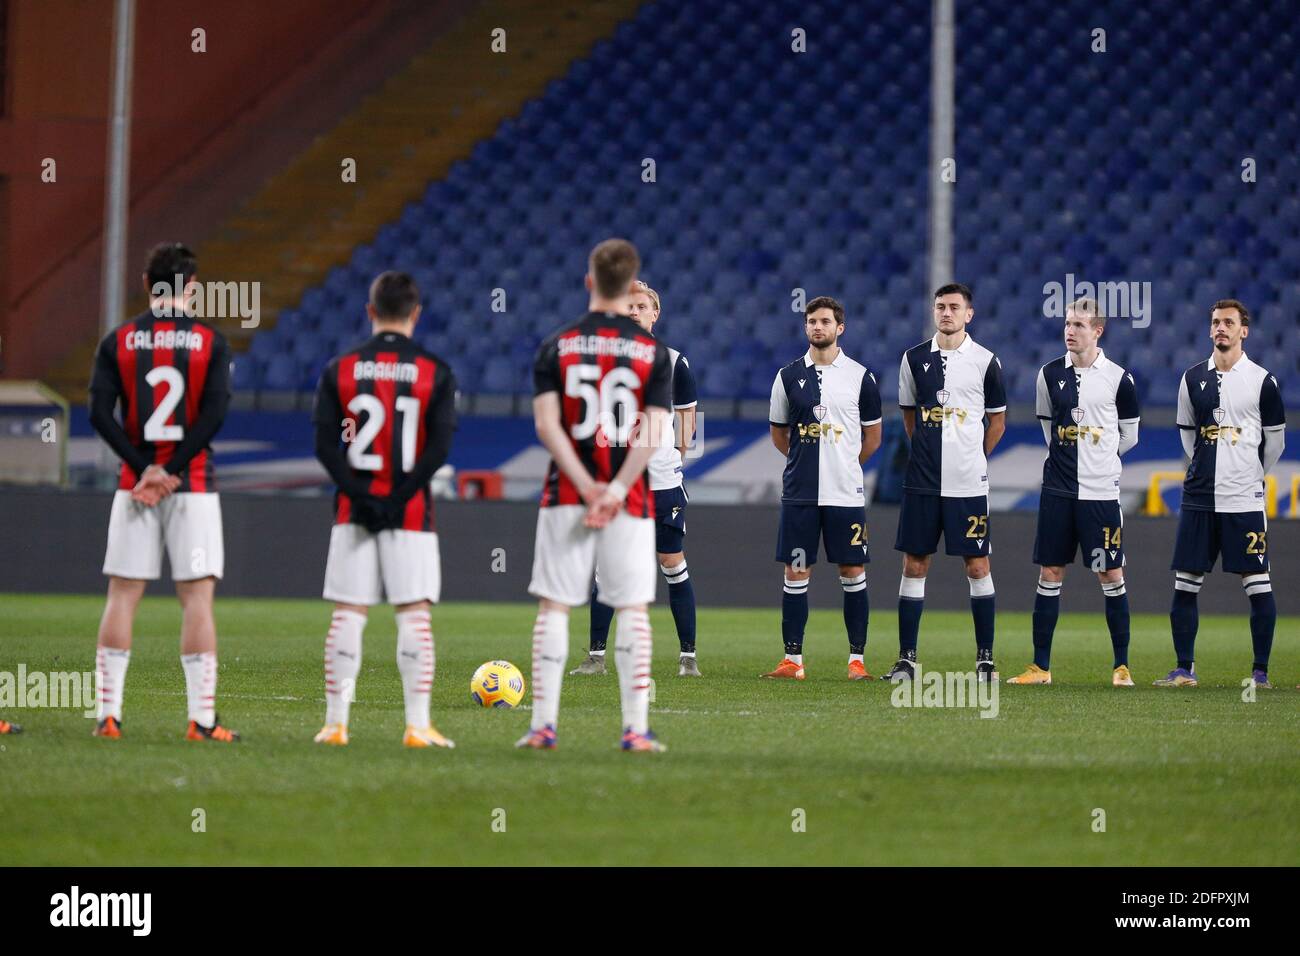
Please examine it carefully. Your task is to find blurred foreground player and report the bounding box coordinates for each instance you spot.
[88,242,236,741]
[312,271,457,747]
[1158,300,1285,688]
[518,239,672,751]
[764,296,883,680]
[573,280,700,677]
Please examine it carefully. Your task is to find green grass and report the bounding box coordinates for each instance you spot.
[1,594,1297,865]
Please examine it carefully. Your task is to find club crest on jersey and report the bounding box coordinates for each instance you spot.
[936,389,950,406]
[814,404,828,422]
[1213,407,1225,423]
[1071,407,1084,423]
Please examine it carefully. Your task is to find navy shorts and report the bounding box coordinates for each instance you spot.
[1033,493,1125,570]
[894,492,990,557]
[776,503,869,567]
[653,486,688,554]
[1171,509,1269,574]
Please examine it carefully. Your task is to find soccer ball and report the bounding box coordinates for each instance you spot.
[470,660,526,709]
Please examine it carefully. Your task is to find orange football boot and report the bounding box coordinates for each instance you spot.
[93,716,122,739]
[0,718,22,734]
[186,717,240,742]
[762,658,805,680]
[847,659,875,680]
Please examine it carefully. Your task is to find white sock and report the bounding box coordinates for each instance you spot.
[614,607,652,734]
[788,653,803,664]
[324,609,365,726]
[95,647,130,721]
[396,608,434,729]
[590,648,606,657]
[181,651,218,726]
[531,608,569,730]
[849,653,864,664]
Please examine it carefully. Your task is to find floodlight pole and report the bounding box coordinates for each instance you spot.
[101,0,135,340]
[98,0,135,478]
[927,0,955,319]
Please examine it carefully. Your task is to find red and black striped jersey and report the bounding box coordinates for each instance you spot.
[313,331,457,532]
[88,311,231,493]
[533,311,672,517]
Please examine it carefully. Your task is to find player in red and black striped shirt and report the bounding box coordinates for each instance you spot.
[312,271,457,748]
[87,242,237,743]
[518,239,672,752]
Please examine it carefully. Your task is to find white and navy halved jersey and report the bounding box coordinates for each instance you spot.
[1036,349,1140,501]
[647,345,698,492]
[769,349,883,506]
[898,333,1006,497]
[1178,353,1286,513]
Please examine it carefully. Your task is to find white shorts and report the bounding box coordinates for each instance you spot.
[102,490,225,581]
[527,506,657,607]
[323,523,441,606]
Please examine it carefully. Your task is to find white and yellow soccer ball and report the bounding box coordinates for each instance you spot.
[470,660,526,709]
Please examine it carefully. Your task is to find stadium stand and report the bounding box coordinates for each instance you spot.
[230,0,1299,409]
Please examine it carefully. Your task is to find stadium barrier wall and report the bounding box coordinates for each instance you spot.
[1,487,1296,618]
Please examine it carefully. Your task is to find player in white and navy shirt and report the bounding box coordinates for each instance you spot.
[889,283,1007,682]
[574,281,701,677]
[1006,298,1141,687]
[1158,299,1286,689]
[765,296,883,681]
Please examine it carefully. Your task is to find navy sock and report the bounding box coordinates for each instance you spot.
[663,561,697,654]
[589,583,613,652]
[898,601,923,655]
[782,576,809,655]
[1032,577,1061,670]
[1170,582,1200,670]
[1247,588,1276,672]
[1102,580,1130,668]
[971,596,995,652]
[841,572,868,654]
[969,576,995,652]
[898,577,925,655]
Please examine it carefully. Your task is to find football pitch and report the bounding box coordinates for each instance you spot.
[2,594,1296,866]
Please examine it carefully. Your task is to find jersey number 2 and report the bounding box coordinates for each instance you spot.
[347,394,420,472]
[143,365,184,441]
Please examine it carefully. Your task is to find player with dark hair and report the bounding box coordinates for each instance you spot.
[887,283,1007,683]
[1007,297,1142,686]
[88,241,237,741]
[518,239,673,751]
[312,271,458,747]
[1158,299,1286,688]
[764,295,884,680]
[572,279,701,677]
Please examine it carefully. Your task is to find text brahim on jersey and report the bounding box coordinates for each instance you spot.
[123,328,206,352]
[351,359,419,383]
[557,334,656,363]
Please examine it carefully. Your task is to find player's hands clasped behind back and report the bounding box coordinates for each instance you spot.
[350,493,411,534]
[130,464,181,506]
[582,481,622,529]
